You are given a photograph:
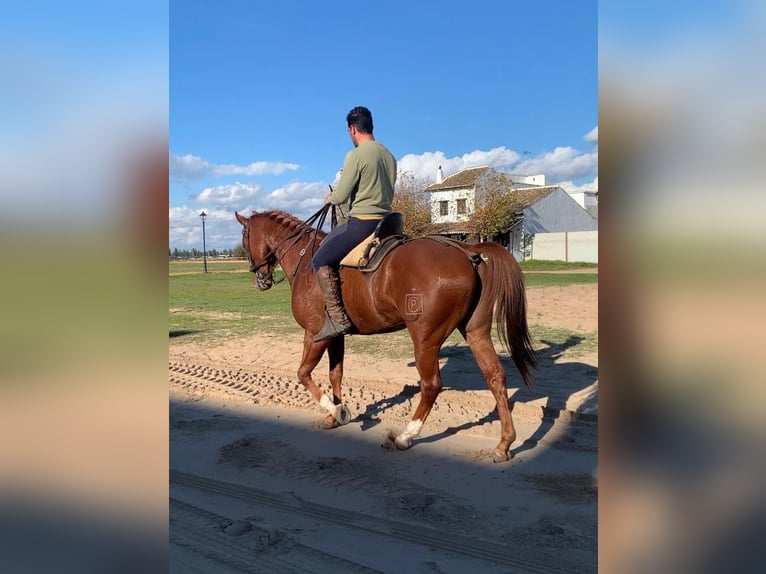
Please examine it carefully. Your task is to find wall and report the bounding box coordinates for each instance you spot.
[567,190,598,210]
[429,188,475,223]
[522,188,598,234]
[510,174,546,186]
[528,230,598,263]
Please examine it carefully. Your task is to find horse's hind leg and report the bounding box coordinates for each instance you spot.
[389,342,443,450]
[463,327,516,462]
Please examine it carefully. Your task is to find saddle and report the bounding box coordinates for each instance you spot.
[339,212,409,272]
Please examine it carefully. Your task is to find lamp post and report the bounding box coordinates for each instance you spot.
[199,210,208,274]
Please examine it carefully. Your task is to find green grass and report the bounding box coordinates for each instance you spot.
[518,259,598,286]
[522,273,599,287]
[520,260,598,271]
[169,267,597,357]
[169,259,249,274]
[169,272,297,341]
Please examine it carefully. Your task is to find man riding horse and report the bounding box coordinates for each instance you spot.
[236,106,536,462]
[311,106,397,342]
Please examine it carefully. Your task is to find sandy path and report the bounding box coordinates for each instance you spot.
[169,282,598,572]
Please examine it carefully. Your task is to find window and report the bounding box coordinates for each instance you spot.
[439,201,448,216]
[456,198,467,214]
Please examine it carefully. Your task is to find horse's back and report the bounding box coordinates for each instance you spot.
[341,237,479,332]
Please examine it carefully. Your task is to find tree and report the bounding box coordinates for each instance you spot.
[467,169,521,241]
[392,171,441,237]
[232,244,247,259]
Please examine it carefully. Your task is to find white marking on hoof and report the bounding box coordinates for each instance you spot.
[394,419,423,450]
[319,394,350,424]
[337,404,352,425]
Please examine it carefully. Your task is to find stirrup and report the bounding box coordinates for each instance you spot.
[313,313,352,342]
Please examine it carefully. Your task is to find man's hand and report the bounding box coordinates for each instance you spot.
[323,194,332,205]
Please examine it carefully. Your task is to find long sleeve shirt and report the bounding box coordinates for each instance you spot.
[329,140,397,218]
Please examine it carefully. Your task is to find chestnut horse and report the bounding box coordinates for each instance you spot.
[235,209,536,462]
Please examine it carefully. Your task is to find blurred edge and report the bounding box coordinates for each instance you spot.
[4,1,766,573]
[0,2,169,572]
[600,1,766,573]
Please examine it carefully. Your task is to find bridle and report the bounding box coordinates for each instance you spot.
[242,223,283,289]
[242,204,337,289]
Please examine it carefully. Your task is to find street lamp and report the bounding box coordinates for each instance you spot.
[199,210,208,274]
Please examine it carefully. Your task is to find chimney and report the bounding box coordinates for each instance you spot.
[436,165,443,184]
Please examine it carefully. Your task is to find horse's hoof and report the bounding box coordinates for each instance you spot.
[337,405,352,425]
[381,429,397,450]
[394,435,412,450]
[492,449,510,463]
[320,415,339,430]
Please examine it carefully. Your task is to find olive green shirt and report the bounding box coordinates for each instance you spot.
[329,140,397,217]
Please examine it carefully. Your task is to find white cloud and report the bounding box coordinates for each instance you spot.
[172,180,329,249]
[516,146,598,183]
[584,126,598,143]
[557,176,598,193]
[170,152,299,180]
[212,160,300,177]
[195,181,265,205]
[266,181,327,214]
[399,145,597,187]
[398,146,520,183]
[169,205,246,250]
[171,142,599,249]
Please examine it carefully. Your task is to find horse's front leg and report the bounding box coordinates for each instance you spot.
[324,335,351,428]
[298,331,351,428]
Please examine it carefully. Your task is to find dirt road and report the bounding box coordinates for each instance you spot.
[169,283,598,573]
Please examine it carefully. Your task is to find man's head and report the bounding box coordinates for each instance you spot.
[346,106,375,146]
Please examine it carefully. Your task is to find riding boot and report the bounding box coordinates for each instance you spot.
[313,266,354,342]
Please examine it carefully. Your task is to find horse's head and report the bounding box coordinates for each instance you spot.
[236,211,277,290]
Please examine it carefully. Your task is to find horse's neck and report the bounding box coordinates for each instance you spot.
[267,219,318,278]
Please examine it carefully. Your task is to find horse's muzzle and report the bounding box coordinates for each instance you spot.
[254,271,273,290]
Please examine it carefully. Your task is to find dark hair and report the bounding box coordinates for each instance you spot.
[346,106,373,134]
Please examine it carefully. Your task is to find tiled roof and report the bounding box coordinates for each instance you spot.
[425,166,489,191]
[509,186,559,210]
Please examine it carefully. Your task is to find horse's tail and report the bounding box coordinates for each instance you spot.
[474,242,536,389]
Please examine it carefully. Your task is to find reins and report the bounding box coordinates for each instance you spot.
[243,204,333,283]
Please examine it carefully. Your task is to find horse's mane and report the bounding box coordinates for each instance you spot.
[257,210,325,238]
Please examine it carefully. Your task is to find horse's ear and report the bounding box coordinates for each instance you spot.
[235,211,248,227]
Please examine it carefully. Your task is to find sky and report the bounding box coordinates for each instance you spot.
[169,0,598,251]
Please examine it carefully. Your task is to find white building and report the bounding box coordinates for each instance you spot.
[427,166,598,221]
[425,166,598,261]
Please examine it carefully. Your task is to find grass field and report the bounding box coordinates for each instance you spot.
[169,259,597,358]
[169,259,249,275]
[520,259,597,270]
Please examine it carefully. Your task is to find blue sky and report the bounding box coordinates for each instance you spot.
[170,0,598,251]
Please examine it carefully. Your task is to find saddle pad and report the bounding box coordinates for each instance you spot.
[339,232,377,268]
[340,235,409,271]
